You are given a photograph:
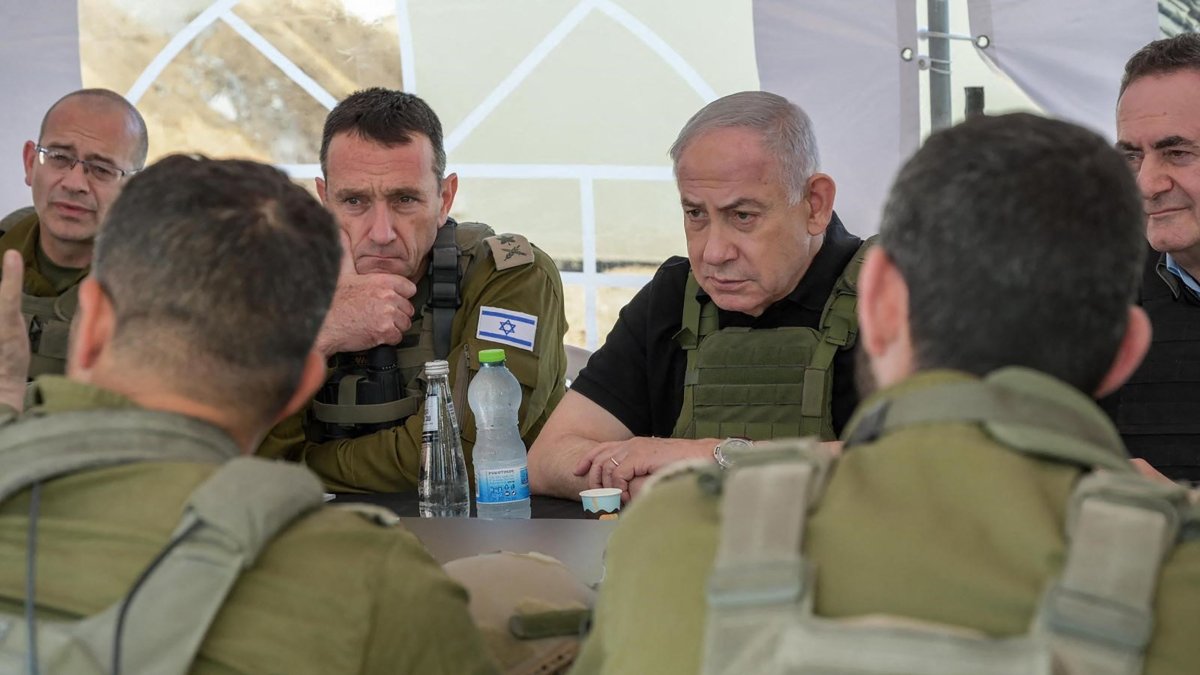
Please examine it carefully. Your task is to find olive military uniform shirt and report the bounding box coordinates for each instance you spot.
[571,370,1200,675]
[570,214,861,438]
[259,233,568,493]
[0,377,499,675]
[0,208,88,298]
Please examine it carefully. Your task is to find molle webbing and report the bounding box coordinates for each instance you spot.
[672,322,821,440]
[672,238,872,441]
[22,285,79,378]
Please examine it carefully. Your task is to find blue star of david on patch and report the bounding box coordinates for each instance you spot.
[478,306,538,351]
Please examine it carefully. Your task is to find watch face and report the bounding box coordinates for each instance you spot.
[723,437,754,451]
[716,437,753,468]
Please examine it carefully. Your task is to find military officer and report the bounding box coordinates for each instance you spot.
[571,114,1200,674]
[258,88,568,493]
[0,88,147,377]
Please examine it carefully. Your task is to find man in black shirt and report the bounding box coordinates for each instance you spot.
[529,91,866,502]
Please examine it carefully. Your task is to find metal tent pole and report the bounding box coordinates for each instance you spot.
[928,0,952,131]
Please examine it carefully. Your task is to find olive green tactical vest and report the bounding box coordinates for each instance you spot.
[671,238,873,442]
[698,370,1199,675]
[308,221,494,440]
[0,409,323,674]
[0,208,78,378]
[22,286,78,378]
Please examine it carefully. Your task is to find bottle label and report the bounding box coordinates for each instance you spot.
[476,466,530,504]
[423,395,439,433]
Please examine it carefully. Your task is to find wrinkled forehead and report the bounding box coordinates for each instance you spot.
[1117,71,1200,145]
[324,131,440,187]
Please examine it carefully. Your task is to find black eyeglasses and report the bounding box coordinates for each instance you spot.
[34,145,139,184]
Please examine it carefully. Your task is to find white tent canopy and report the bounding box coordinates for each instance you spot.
[0,0,1162,344]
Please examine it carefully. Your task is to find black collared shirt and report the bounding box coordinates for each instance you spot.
[572,214,863,437]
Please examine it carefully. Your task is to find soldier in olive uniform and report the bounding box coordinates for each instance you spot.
[258,88,568,493]
[0,156,497,674]
[0,88,147,377]
[572,114,1200,675]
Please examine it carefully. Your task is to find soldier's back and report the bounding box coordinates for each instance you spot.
[0,460,497,675]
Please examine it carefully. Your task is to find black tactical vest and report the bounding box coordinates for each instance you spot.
[306,220,492,442]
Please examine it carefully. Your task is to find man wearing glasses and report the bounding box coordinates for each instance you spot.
[0,88,147,377]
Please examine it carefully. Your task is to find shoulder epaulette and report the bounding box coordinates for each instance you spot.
[484,233,535,271]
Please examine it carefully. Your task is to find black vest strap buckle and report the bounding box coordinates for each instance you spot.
[429,220,462,310]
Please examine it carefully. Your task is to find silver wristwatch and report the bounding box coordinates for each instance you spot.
[713,437,754,469]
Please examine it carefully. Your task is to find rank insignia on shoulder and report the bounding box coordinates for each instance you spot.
[477,306,538,351]
[485,233,534,271]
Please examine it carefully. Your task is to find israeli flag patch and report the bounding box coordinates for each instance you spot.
[477,306,538,351]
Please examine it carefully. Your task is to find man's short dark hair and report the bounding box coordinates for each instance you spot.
[878,113,1145,393]
[319,88,446,180]
[93,156,340,418]
[1120,32,1200,95]
[41,88,150,168]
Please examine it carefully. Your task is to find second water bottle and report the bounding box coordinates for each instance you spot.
[470,349,531,519]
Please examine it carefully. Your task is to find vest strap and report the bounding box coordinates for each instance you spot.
[845,377,1129,472]
[68,458,322,674]
[429,222,462,361]
[0,410,237,504]
[797,238,872,437]
[1034,470,1188,675]
[775,619,1054,675]
[0,411,320,674]
[310,397,421,426]
[703,439,833,675]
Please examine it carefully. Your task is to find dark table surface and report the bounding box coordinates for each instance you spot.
[330,492,613,583]
[332,492,586,519]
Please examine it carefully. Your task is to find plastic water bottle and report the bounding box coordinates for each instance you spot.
[418,360,470,517]
[470,349,531,519]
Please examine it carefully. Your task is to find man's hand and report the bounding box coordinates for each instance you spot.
[1131,458,1175,485]
[574,436,715,502]
[314,231,417,357]
[0,250,29,411]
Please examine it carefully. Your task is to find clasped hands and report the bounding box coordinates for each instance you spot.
[572,436,715,503]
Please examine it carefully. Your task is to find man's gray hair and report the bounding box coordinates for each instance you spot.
[668,91,820,204]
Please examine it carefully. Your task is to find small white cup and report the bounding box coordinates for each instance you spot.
[579,488,622,520]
